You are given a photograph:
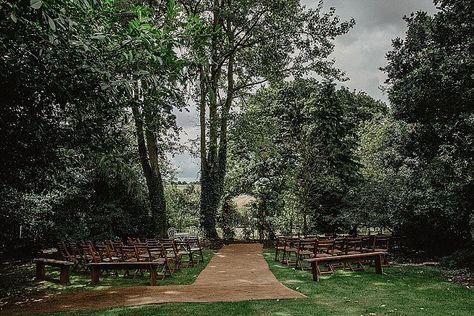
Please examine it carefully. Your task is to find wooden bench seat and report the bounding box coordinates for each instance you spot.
[86,262,164,286]
[305,251,386,282]
[34,258,73,284]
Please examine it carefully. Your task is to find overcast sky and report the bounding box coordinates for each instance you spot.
[172,0,438,182]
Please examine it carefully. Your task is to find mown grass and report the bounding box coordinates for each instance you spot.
[4,249,474,316]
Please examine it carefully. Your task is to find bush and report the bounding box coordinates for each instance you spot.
[440,248,474,269]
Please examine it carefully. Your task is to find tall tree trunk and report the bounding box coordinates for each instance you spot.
[132,103,168,237]
[199,2,235,239]
[216,16,235,196]
[200,167,220,239]
[199,1,225,239]
[199,65,220,239]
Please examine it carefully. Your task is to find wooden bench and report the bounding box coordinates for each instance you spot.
[87,262,164,286]
[305,251,386,282]
[34,258,73,284]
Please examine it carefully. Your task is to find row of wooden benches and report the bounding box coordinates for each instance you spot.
[275,235,391,281]
[35,237,204,285]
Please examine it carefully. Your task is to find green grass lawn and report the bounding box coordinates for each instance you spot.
[3,249,474,316]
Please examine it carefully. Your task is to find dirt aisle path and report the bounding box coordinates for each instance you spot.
[7,244,305,315]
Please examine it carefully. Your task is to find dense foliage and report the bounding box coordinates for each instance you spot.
[226,0,473,259]
[1,1,132,250]
[226,80,386,237]
[177,0,354,238]
[0,0,185,253]
[379,0,474,254]
[0,0,472,262]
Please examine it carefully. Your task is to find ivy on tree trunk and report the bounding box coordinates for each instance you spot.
[132,102,168,237]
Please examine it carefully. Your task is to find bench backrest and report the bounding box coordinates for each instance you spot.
[133,243,150,261]
[127,237,141,245]
[57,241,73,261]
[283,237,299,249]
[175,240,191,253]
[81,242,100,263]
[147,243,166,260]
[317,239,335,255]
[161,239,179,257]
[275,236,286,248]
[298,239,317,253]
[187,237,202,250]
[95,243,112,261]
[344,237,363,253]
[121,245,138,261]
[375,235,390,249]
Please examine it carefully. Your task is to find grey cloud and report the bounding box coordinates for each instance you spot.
[174,106,199,130]
[172,153,200,181]
[312,0,438,101]
[326,0,435,29]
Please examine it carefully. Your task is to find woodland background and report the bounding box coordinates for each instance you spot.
[0,0,472,266]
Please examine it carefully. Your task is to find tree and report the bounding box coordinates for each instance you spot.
[0,0,190,249]
[0,0,150,247]
[381,0,474,253]
[350,113,409,232]
[112,1,186,237]
[74,0,188,236]
[165,183,201,231]
[179,0,354,238]
[227,80,383,236]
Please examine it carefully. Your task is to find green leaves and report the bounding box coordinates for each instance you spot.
[30,0,43,10]
[47,16,56,31]
[227,79,373,234]
[376,0,474,255]
[10,12,17,23]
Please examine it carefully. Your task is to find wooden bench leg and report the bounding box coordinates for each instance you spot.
[187,252,194,268]
[375,254,383,275]
[91,266,100,285]
[150,266,157,286]
[311,262,320,282]
[60,266,70,284]
[383,253,390,266]
[35,262,45,280]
